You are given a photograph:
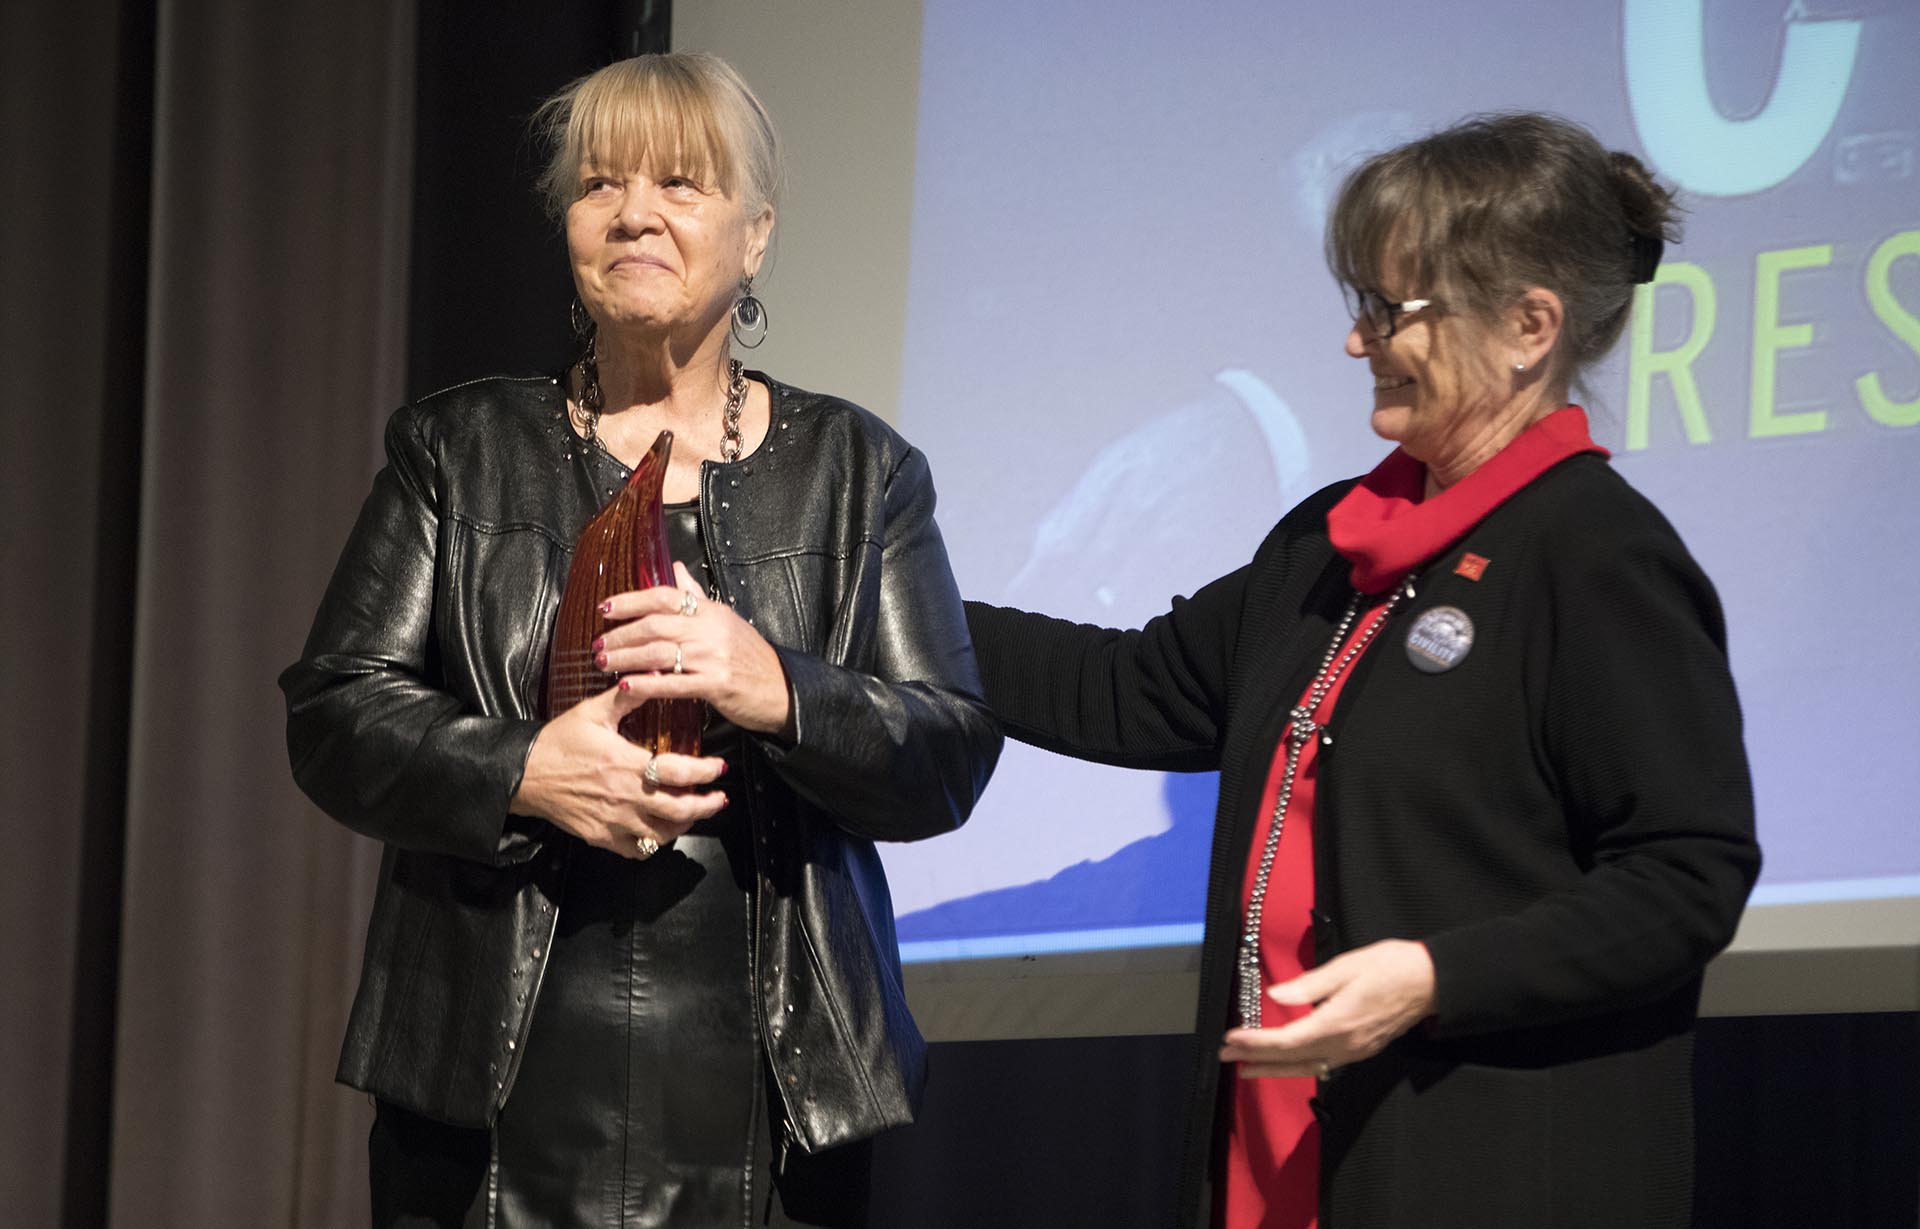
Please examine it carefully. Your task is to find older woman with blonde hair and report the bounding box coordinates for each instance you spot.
[967,113,1760,1227]
[281,52,999,1227]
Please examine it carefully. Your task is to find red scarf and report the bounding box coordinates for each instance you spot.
[1327,407,1607,593]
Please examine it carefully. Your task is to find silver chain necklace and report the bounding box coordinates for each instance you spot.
[575,358,748,464]
[1235,576,1414,1028]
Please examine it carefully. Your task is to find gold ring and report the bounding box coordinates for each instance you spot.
[642,756,661,787]
[679,591,700,617]
[637,835,660,859]
[1314,1060,1333,1080]
[672,645,684,674]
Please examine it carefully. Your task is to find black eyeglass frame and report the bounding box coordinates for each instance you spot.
[1344,287,1439,340]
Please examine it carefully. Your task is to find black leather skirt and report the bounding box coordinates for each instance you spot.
[368,795,873,1228]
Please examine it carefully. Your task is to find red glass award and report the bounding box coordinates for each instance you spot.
[543,429,704,755]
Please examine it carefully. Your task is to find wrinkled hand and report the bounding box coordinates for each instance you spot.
[595,562,793,735]
[1218,939,1437,1079]
[509,681,728,858]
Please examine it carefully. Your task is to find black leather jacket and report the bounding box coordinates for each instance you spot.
[279,372,1000,1152]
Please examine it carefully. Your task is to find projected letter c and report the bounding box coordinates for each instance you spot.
[1624,0,1862,197]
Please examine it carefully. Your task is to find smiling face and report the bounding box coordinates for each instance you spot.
[1344,284,1508,463]
[566,162,771,343]
[1325,117,1657,483]
[1339,265,1570,490]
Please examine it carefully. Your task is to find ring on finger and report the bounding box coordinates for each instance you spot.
[678,590,699,617]
[671,645,684,674]
[642,756,662,787]
[1313,1060,1333,1079]
[637,835,660,859]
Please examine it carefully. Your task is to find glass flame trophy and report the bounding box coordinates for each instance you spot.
[543,429,705,755]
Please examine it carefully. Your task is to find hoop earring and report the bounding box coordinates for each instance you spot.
[731,276,769,349]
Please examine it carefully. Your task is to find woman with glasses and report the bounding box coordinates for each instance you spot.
[966,113,1759,1228]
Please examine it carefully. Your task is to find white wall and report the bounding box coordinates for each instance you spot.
[675,1,924,423]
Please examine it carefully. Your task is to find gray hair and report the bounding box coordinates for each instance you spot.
[1326,112,1681,386]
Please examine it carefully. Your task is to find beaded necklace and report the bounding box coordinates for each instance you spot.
[1235,575,1415,1027]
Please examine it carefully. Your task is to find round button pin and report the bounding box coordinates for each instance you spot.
[1405,605,1475,673]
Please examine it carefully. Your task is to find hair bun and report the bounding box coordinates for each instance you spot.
[1608,150,1679,283]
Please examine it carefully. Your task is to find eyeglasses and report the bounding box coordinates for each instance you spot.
[1343,287,1438,340]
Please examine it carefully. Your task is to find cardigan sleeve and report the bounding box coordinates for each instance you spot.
[1421,511,1761,1036]
[963,562,1248,773]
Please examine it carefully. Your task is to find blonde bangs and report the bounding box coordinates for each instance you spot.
[534,54,781,226]
[574,66,733,188]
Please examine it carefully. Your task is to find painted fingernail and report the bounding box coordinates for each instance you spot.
[599,599,614,615]
[591,636,605,651]
[594,652,608,669]
[618,679,630,692]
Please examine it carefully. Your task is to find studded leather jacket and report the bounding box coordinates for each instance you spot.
[279,372,1000,1152]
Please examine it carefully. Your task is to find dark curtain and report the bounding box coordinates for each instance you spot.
[0,1,649,1224]
[3,0,414,1222]
[1,2,150,1224]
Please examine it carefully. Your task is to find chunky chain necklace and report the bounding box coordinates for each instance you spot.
[1235,575,1414,1028]
[716,358,748,462]
[575,358,748,464]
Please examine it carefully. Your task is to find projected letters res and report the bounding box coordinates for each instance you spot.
[1627,229,1920,450]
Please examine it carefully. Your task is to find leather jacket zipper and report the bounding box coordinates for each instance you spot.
[737,752,806,1171]
[497,867,564,1111]
[777,1117,795,1177]
[699,471,806,1164]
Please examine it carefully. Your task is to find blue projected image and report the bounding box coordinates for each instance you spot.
[898,772,1217,962]
[880,0,1920,960]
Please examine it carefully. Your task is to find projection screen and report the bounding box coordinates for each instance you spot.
[677,0,1920,1037]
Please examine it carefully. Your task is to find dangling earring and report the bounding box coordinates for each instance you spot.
[731,275,769,349]
[569,299,604,446]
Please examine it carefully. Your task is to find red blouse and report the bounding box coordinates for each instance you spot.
[1219,408,1604,1228]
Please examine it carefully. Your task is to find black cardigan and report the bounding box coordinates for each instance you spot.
[966,454,1760,1228]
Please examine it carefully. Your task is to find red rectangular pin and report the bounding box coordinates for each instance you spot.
[1454,552,1490,581]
